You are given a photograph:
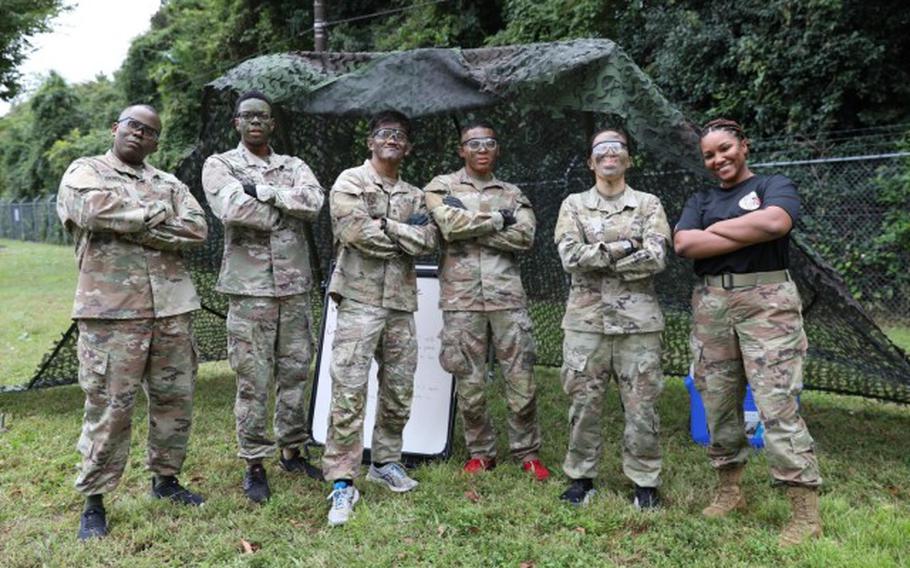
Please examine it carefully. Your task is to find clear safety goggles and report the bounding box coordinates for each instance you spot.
[372,128,409,143]
[461,137,498,151]
[591,140,628,158]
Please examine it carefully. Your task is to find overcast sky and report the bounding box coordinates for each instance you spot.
[0,0,162,116]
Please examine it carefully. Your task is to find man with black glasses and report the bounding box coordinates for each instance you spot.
[322,110,438,526]
[424,120,549,483]
[202,91,326,504]
[57,104,208,540]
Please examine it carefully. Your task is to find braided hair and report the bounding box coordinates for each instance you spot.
[700,118,746,142]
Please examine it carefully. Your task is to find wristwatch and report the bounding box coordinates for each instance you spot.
[621,239,635,256]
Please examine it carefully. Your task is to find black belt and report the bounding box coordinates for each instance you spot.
[702,269,791,290]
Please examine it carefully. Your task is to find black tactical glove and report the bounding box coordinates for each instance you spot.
[406,212,430,226]
[442,195,467,209]
[499,209,517,227]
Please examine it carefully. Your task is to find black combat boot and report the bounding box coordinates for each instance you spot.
[243,463,271,503]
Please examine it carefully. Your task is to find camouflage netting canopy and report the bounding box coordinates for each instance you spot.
[20,40,910,403]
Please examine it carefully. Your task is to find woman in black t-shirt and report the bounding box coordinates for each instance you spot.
[674,119,822,547]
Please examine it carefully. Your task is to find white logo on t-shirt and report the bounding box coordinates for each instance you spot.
[738,191,761,211]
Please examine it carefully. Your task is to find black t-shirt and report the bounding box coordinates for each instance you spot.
[675,174,800,276]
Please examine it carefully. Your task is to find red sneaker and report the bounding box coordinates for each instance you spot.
[463,457,496,474]
[522,459,551,482]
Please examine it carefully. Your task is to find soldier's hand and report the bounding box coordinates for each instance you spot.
[242,183,258,199]
[499,209,517,227]
[442,195,467,209]
[406,212,430,226]
[144,202,171,228]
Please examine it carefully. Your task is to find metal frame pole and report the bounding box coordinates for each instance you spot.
[314,1,328,52]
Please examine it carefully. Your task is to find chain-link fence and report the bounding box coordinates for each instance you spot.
[0,195,71,245]
[754,153,910,321]
[6,151,906,322]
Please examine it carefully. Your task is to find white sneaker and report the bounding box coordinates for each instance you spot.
[327,484,360,527]
[367,463,419,493]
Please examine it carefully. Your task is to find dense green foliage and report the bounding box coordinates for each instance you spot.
[1,0,908,198]
[0,0,66,100]
[619,0,910,138]
[0,72,119,198]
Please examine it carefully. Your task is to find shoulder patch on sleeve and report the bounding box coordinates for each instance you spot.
[424,174,452,194]
[62,161,103,190]
[332,169,365,195]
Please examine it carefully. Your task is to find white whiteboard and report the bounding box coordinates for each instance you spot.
[309,266,455,460]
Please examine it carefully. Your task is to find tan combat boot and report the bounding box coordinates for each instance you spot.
[779,485,822,547]
[702,465,747,518]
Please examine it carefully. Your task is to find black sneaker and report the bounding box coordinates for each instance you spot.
[78,507,108,541]
[279,448,325,481]
[151,476,205,506]
[243,464,271,504]
[633,485,661,510]
[560,479,596,506]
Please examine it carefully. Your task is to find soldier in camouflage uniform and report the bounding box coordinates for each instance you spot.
[57,105,208,541]
[201,91,325,503]
[424,121,550,481]
[675,119,821,547]
[555,128,670,509]
[322,111,438,527]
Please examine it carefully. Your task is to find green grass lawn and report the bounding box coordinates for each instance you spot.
[1,364,909,567]
[1,239,909,566]
[0,239,75,387]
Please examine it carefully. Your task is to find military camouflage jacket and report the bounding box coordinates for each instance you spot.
[555,186,670,334]
[57,151,207,320]
[328,160,438,312]
[425,168,535,311]
[201,144,325,297]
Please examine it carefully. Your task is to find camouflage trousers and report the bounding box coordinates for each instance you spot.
[439,309,540,461]
[322,298,417,481]
[691,281,821,487]
[74,314,197,495]
[561,330,663,487]
[227,294,313,461]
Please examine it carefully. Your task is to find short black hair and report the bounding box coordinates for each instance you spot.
[588,124,631,151]
[459,120,496,139]
[234,91,273,116]
[368,110,411,136]
[119,103,159,120]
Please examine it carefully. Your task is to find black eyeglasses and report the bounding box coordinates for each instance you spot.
[117,117,160,141]
[235,111,272,122]
[461,137,498,151]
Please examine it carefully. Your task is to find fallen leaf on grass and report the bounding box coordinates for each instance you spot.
[466,526,480,534]
[520,562,536,568]
[289,519,305,529]
[437,525,447,537]
[240,539,260,554]
[402,537,416,545]
[464,489,481,503]
[574,527,586,535]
